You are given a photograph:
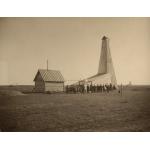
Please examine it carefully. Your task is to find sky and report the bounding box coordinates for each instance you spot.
[0,17,150,85]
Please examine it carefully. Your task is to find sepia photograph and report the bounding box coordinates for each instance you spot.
[0,17,150,132]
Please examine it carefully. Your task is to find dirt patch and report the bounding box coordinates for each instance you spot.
[0,90,26,96]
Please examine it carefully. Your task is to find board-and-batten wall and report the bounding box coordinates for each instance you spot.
[35,81,64,92]
[35,81,45,92]
[34,73,45,92]
[45,82,64,92]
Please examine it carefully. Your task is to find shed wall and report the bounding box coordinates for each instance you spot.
[35,81,45,92]
[45,82,64,92]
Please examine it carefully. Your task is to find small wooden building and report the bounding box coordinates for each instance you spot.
[33,69,65,93]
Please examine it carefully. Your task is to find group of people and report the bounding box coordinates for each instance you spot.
[65,83,116,94]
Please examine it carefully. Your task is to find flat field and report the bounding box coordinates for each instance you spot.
[0,86,150,131]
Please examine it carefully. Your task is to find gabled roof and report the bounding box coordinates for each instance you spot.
[34,69,64,82]
[87,73,106,79]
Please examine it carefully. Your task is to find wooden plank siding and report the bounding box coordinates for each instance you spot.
[34,69,65,93]
[45,82,64,92]
[35,81,45,92]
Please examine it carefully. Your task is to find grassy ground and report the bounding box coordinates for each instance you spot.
[0,86,150,131]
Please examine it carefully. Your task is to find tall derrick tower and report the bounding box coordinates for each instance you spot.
[97,36,117,86]
[86,36,117,87]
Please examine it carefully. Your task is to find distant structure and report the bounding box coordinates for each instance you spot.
[34,69,65,92]
[128,81,132,86]
[79,36,118,88]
